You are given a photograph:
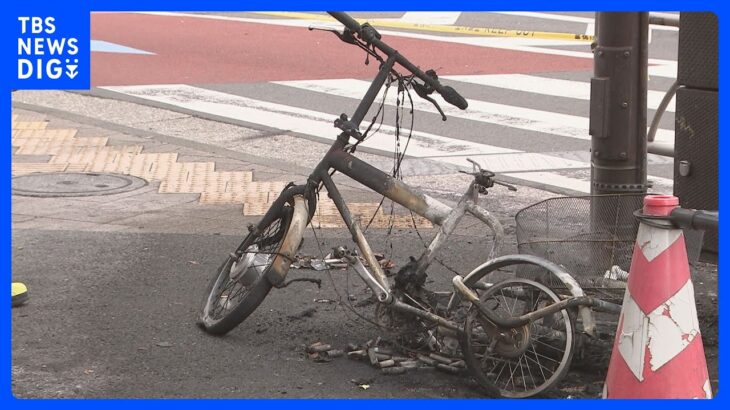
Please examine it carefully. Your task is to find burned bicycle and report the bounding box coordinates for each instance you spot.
[197,12,622,398]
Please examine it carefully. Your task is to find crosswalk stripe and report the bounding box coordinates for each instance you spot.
[399,12,462,25]
[273,78,674,143]
[442,73,676,112]
[503,171,590,193]
[101,84,596,193]
[492,11,679,34]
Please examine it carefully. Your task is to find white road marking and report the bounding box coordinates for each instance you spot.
[503,171,590,193]
[443,73,676,112]
[90,40,155,55]
[492,12,596,24]
[101,84,596,192]
[585,22,595,36]
[274,78,674,142]
[400,12,462,25]
[492,11,678,32]
[490,12,678,44]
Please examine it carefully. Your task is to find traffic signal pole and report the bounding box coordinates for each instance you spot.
[590,12,649,195]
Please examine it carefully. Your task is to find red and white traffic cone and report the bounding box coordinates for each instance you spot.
[603,195,712,398]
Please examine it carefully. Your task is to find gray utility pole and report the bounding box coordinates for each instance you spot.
[589,12,649,195]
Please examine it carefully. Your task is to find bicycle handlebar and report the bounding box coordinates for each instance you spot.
[327,12,468,110]
[328,12,361,32]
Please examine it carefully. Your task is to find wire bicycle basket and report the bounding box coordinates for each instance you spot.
[515,194,702,302]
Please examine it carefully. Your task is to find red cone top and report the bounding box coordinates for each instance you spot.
[644,195,679,217]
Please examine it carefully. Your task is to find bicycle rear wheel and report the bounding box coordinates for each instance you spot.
[198,205,292,335]
[461,278,574,398]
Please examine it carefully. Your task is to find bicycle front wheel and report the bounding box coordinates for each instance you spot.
[198,205,293,336]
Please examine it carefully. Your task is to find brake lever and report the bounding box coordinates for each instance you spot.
[412,81,447,121]
[459,158,518,192]
[466,158,483,172]
[308,25,357,44]
[493,179,518,191]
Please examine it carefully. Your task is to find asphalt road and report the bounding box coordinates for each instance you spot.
[12,227,504,398]
[12,222,718,398]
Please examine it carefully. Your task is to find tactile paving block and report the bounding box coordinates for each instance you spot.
[128,154,187,180]
[65,163,89,173]
[12,121,48,130]
[371,214,433,229]
[13,137,110,155]
[239,181,287,194]
[199,191,272,204]
[48,146,144,165]
[12,129,79,140]
[12,163,70,176]
[157,166,255,193]
[242,196,433,229]
[165,171,254,194]
[310,214,346,229]
[11,162,90,176]
[82,152,137,174]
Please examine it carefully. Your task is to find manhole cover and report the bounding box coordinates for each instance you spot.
[12,172,148,197]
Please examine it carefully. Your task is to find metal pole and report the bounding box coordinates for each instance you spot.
[589,13,649,262]
[590,12,649,195]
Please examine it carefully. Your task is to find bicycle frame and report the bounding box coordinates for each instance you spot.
[305,149,505,331]
[259,55,504,332]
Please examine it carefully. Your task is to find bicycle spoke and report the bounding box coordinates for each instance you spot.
[518,356,528,392]
[494,360,508,381]
[505,358,521,390]
[524,353,539,390]
[532,338,566,354]
[487,355,501,372]
[529,345,562,365]
[525,347,551,382]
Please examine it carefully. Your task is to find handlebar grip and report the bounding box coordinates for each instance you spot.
[327,12,361,33]
[440,86,468,110]
[670,208,719,231]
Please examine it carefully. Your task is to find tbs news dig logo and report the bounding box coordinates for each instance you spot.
[17,17,79,80]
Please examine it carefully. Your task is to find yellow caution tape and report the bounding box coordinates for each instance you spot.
[255,11,595,42]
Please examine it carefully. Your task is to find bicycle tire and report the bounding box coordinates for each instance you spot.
[461,275,575,398]
[198,205,293,336]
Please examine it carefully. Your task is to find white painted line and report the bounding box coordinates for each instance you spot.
[492,12,595,24]
[101,84,595,192]
[274,78,674,142]
[504,171,590,193]
[90,40,155,55]
[400,12,462,25]
[135,12,678,79]
[442,73,676,112]
[648,63,678,78]
[432,153,590,176]
[491,12,678,32]
[585,22,595,36]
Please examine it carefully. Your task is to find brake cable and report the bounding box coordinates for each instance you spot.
[333,28,462,275]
